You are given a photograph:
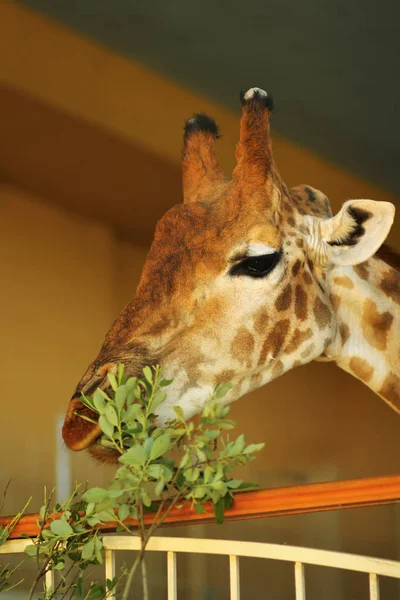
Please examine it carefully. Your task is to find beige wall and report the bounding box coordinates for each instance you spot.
[0,185,147,515]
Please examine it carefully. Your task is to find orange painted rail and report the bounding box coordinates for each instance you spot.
[2,474,400,540]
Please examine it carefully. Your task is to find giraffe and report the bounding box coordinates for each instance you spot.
[62,87,399,462]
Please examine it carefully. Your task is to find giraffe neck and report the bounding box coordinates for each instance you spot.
[323,255,400,414]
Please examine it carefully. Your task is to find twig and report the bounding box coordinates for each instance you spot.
[0,480,11,514]
[141,558,148,600]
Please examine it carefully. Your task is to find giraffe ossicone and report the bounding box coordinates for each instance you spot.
[62,87,398,462]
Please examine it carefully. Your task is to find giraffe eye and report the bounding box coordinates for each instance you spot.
[229,252,281,278]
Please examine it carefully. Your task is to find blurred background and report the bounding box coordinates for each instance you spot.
[1,1,400,597]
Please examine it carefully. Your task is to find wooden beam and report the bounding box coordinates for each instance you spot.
[0,2,398,214]
[2,474,400,540]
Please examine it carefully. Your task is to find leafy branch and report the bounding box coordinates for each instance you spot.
[1,363,264,598]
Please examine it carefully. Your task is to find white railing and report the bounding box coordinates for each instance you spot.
[2,535,400,599]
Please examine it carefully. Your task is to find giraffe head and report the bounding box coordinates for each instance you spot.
[62,87,395,460]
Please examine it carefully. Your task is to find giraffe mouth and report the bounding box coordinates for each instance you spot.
[88,436,121,464]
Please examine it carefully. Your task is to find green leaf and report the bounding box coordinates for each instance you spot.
[155,478,165,497]
[173,406,184,420]
[185,467,200,483]
[96,510,116,522]
[150,433,171,460]
[226,479,243,489]
[50,519,73,537]
[243,443,265,454]
[214,382,233,399]
[86,502,95,515]
[179,452,190,469]
[204,466,214,484]
[88,583,106,598]
[76,573,84,598]
[53,561,65,571]
[193,486,206,499]
[115,385,127,411]
[143,366,153,384]
[195,503,206,515]
[160,379,173,387]
[196,448,206,462]
[214,498,225,525]
[105,404,118,427]
[126,377,137,392]
[211,481,227,494]
[224,494,234,509]
[203,429,220,440]
[143,437,154,458]
[107,372,118,392]
[151,390,166,411]
[117,363,125,385]
[107,576,119,591]
[25,544,39,556]
[237,482,260,490]
[118,504,129,522]
[83,488,109,504]
[118,444,147,465]
[147,464,163,479]
[141,490,152,507]
[87,516,101,526]
[93,389,106,414]
[39,505,46,520]
[99,415,114,438]
[41,529,54,540]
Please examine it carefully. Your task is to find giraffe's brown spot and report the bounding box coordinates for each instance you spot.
[275,283,292,312]
[285,328,313,354]
[271,359,284,378]
[288,231,296,237]
[258,319,290,365]
[339,322,350,345]
[287,216,296,227]
[361,298,394,351]
[294,285,308,321]
[308,259,314,272]
[254,308,269,335]
[380,269,400,305]
[296,239,304,249]
[214,369,236,386]
[314,297,332,329]
[303,271,313,285]
[231,327,255,367]
[329,293,341,311]
[380,372,400,410]
[291,260,302,277]
[353,262,369,281]
[333,276,354,289]
[301,343,315,359]
[181,343,205,383]
[349,357,374,383]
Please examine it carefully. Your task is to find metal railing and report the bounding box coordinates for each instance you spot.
[2,534,400,599]
[1,474,400,598]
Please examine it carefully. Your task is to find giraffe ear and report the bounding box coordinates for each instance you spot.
[311,200,395,267]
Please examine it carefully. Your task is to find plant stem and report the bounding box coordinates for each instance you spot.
[141,558,148,600]
[121,552,143,600]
